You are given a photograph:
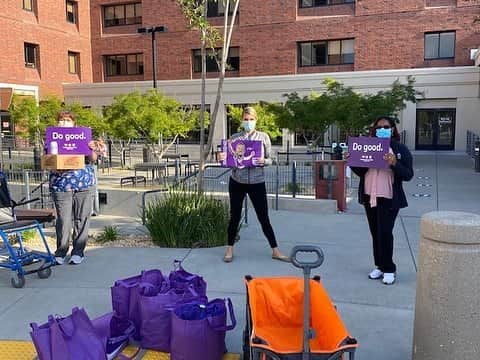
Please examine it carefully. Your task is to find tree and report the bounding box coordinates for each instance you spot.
[176,0,240,192]
[104,90,203,159]
[9,95,107,145]
[267,92,334,146]
[227,103,282,141]
[326,76,421,136]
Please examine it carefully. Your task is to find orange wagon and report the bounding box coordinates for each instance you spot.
[243,246,358,360]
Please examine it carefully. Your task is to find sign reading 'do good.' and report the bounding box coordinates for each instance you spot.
[347,136,390,169]
[45,127,92,155]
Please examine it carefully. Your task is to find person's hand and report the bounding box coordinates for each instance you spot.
[217,152,226,162]
[252,157,265,166]
[344,152,350,159]
[384,152,397,166]
[88,140,96,150]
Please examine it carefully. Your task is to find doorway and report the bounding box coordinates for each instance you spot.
[416,109,455,150]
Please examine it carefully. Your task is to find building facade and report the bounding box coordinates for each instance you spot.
[3,0,480,151]
[0,0,92,136]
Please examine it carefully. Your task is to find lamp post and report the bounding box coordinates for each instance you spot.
[137,26,167,89]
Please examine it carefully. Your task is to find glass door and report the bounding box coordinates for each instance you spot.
[416,109,455,150]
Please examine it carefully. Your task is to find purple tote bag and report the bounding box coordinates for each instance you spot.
[30,307,106,360]
[170,298,236,360]
[139,286,205,352]
[111,269,166,340]
[168,260,207,297]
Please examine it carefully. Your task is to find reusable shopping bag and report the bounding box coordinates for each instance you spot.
[170,298,236,360]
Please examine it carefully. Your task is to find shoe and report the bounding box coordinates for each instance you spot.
[272,254,291,263]
[69,255,84,265]
[368,268,383,280]
[382,273,396,285]
[55,257,65,265]
[223,254,234,263]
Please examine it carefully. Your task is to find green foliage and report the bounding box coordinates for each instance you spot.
[227,104,282,140]
[104,90,203,145]
[284,182,304,194]
[267,92,332,145]
[96,225,120,243]
[265,76,421,142]
[8,95,107,143]
[20,229,38,242]
[145,191,229,248]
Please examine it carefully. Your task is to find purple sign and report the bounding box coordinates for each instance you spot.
[347,136,390,169]
[221,139,263,168]
[45,127,92,155]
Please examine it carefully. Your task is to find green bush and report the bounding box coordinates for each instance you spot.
[20,229,38,242]
[144,191,229,248]
[96,225,120,243]
[284,182,304,194]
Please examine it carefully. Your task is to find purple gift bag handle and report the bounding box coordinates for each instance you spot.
[209,298,236,332]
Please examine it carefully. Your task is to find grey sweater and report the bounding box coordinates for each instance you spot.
[230,131,273,184]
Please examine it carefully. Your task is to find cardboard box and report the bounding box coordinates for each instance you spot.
[41,154,85,170]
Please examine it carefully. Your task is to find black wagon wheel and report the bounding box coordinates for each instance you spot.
[37,267,52,279]
[11,273,26,288]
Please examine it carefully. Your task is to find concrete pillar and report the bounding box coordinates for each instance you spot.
[412,211,480,360]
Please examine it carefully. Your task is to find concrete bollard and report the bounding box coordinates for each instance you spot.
[412,211,480,360]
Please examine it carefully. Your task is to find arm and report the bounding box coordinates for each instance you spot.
[390,145,414,181]
[263,134,272,166]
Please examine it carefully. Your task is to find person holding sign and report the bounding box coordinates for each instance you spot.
[49,111,102,265]
[348,116,413,285]
[217,107,289,263]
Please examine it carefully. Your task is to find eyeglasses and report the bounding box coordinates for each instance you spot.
[243,118,255,121]
[375,125,391,130]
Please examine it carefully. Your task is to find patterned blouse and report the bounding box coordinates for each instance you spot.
[49,164,96,192]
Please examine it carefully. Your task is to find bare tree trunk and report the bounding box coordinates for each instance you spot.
[197,0,207,194]
[203,0,240,161]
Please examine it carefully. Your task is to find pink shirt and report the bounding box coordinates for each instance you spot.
[364,149,394,207]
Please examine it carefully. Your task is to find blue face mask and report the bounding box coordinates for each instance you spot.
[242,120,256,132]
[376,128,392,138]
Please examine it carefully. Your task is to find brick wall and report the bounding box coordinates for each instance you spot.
[0,0,92,98]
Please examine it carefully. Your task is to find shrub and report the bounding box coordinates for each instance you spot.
[284,182,304,194]
[20,229,38,242]
[144,191,229,248]
[96,225,120,243]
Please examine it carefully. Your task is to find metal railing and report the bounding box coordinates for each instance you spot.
[2,170,53,209]
[466,130,480,157]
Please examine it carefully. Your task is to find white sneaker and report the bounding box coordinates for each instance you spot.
[69,255,84,265]
[368,268,384,280]
[382,273,396,285]
[55,257,65,265]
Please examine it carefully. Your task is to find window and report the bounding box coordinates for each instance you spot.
[207,0,234,17]
[66,0,77,24]
[299,39,354,66]
[424,31,455,60]
[193,47,240,72]
[24,43,38,68]
[299,0,354,7]
[23,0,33,11]
[105,54,143,76]
[68,52,79,74]
[104,3,142,27]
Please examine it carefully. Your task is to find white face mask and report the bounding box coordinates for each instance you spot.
[58,119,74,128]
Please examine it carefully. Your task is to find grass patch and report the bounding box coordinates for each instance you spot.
[144,191,228,248]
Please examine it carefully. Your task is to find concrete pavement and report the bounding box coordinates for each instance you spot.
[0,153,479,359]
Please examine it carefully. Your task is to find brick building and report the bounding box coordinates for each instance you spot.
[0,0,92,136]
[1,1,480,150]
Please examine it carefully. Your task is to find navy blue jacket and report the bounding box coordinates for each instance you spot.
[350,140,414,209]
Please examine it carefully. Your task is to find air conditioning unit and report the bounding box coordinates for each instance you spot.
[469,48,479,61]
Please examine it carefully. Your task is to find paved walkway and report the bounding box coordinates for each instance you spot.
[0,153,479,359]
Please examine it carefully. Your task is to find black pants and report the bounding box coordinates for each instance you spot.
[227,178,278,248]
[364,196,399,273]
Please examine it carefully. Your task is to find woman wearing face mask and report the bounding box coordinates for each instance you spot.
[349,116,413,285]
[49,110,101,265]
[218,107,289,263]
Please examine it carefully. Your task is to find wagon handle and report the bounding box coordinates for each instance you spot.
[290,245,324,360]
[290,245,324,274]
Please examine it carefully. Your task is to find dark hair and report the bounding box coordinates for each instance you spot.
[56,110,76,123]
[369,115,400,141]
